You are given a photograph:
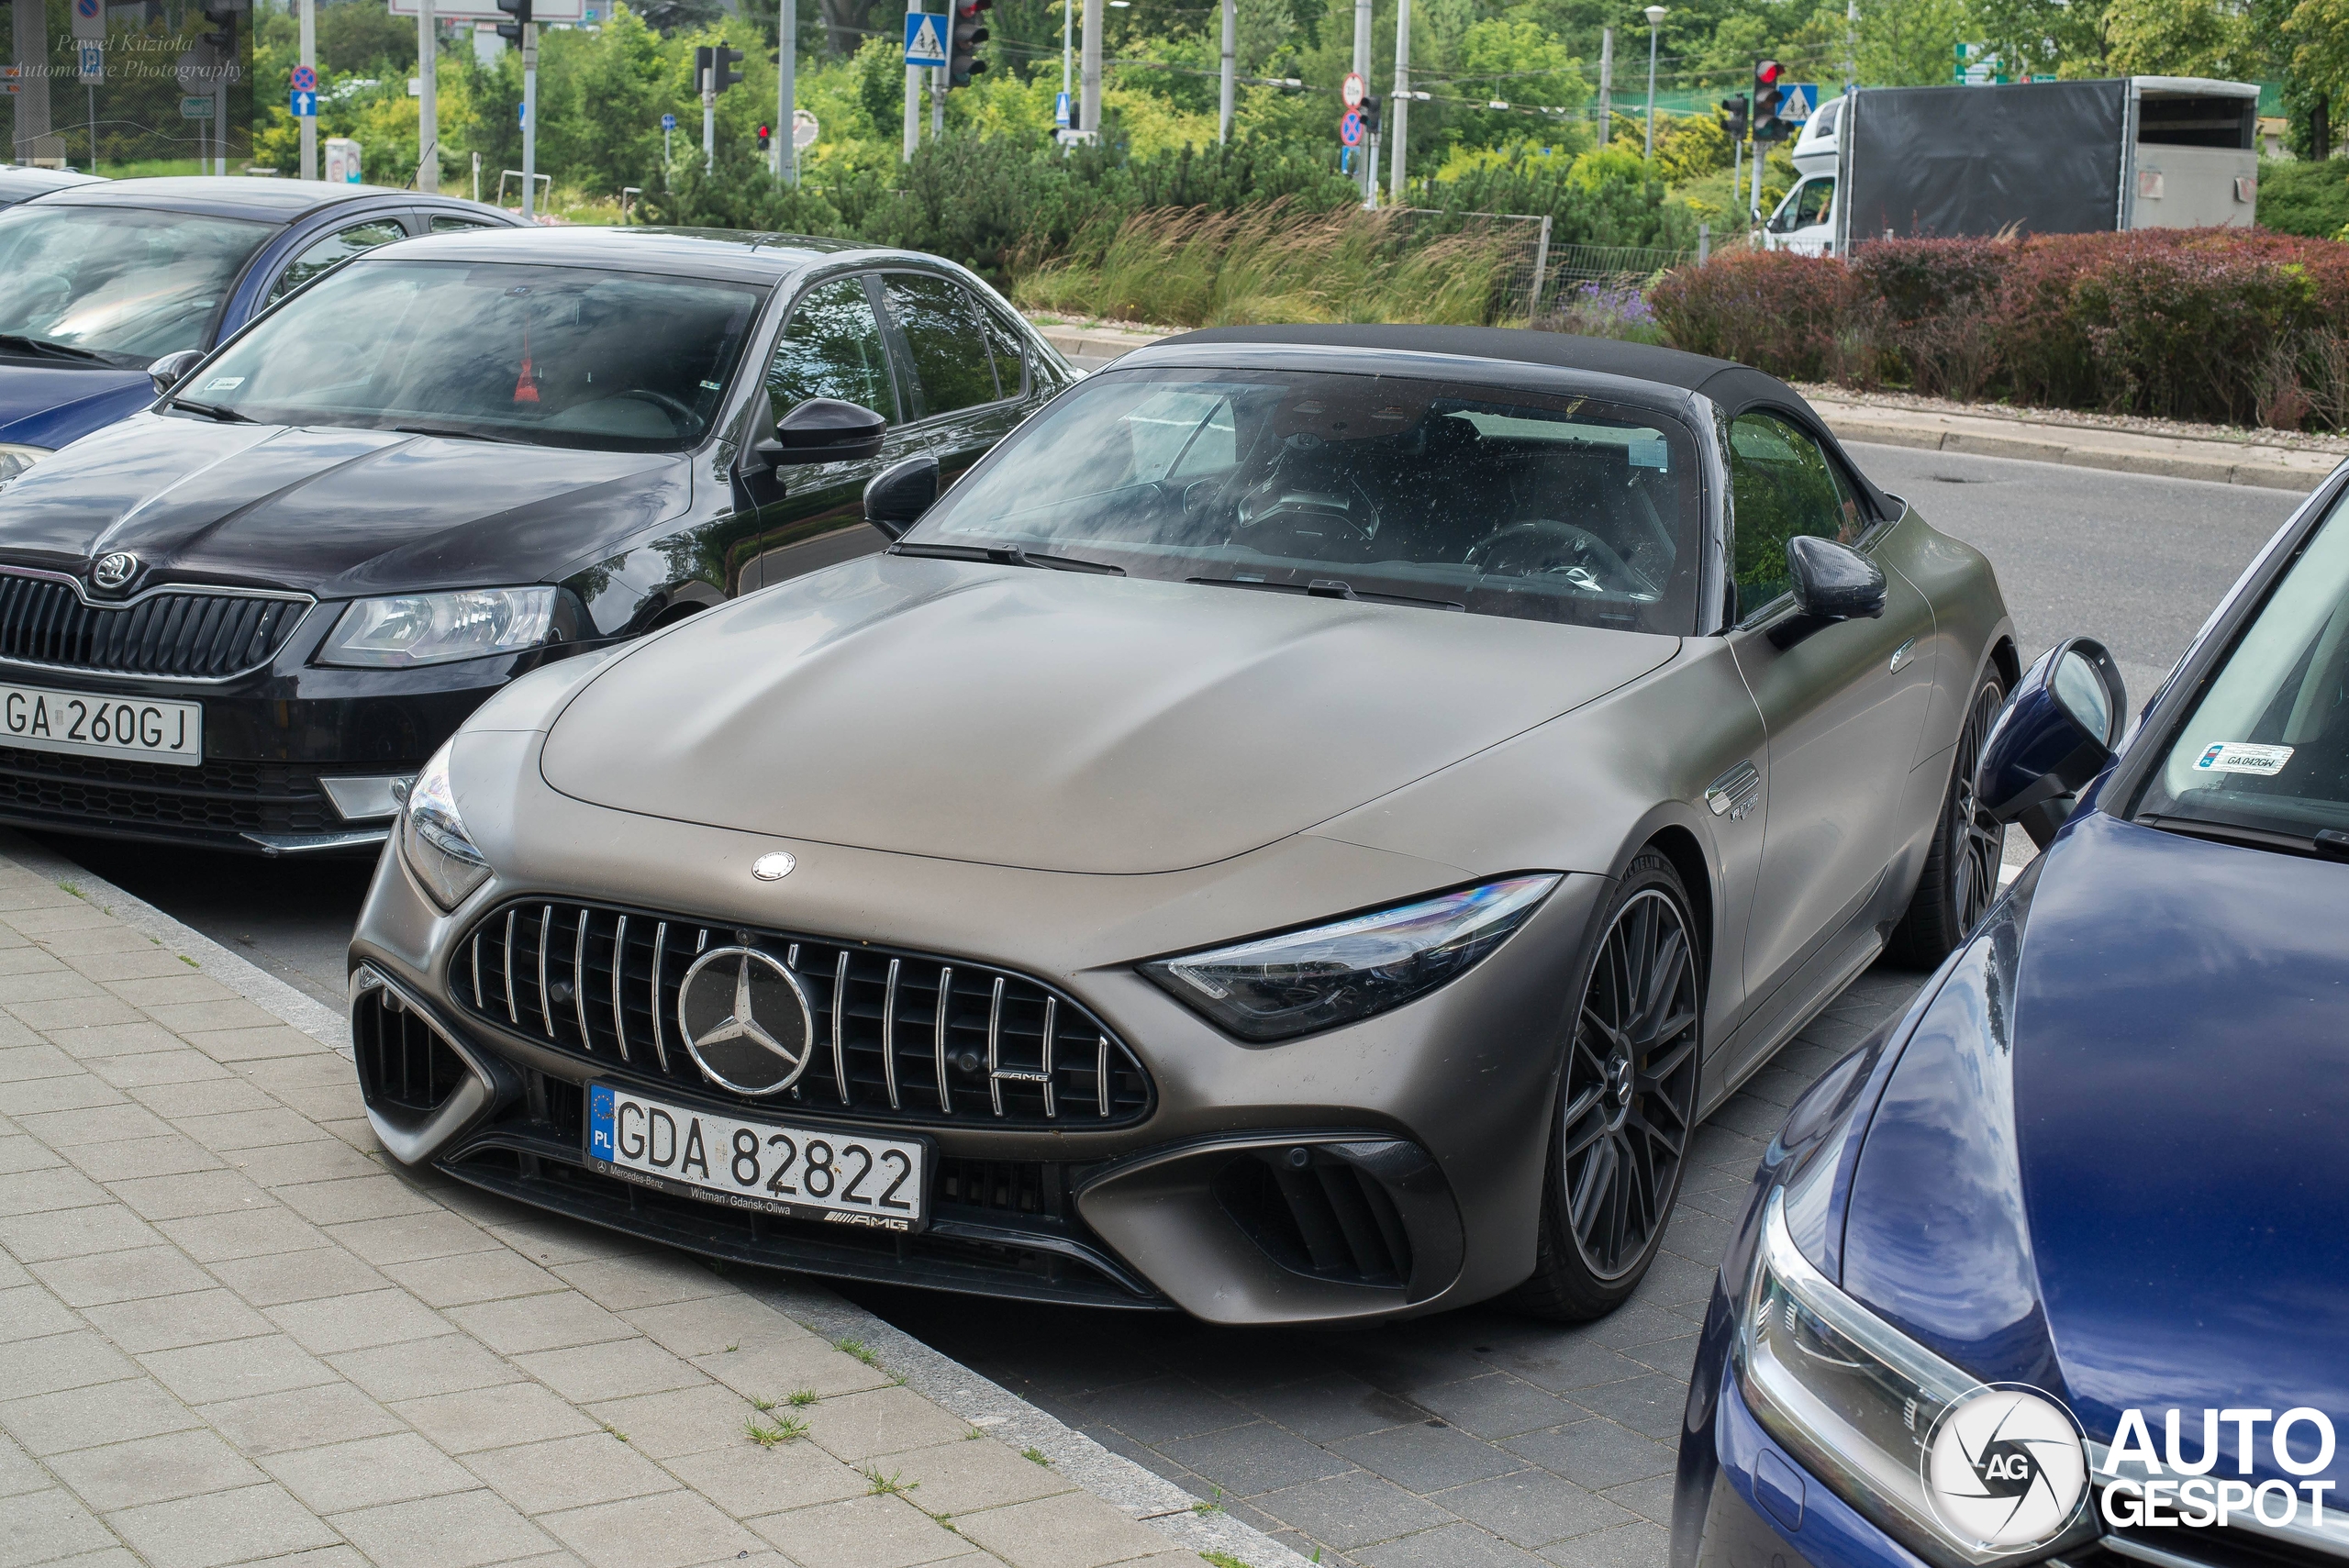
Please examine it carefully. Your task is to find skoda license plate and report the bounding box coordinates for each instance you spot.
[585,1083,926,1230]
[0,681,201,766]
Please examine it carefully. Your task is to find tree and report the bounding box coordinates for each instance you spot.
[1857,0,1965,86]
[2102,0,2250,78]
[1965,0,2109,80]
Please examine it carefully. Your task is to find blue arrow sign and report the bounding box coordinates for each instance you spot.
[661,112,675,129]
[518,100,528,125]
[289,88,316,117]
[903,11,946,67]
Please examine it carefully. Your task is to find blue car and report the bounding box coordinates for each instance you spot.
[1675,465,2349,1567]
[0,176,518,482]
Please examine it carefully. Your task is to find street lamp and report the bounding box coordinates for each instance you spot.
[1643,4,1665,161]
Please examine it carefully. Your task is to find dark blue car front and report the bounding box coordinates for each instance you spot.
[1675,467,2349,1568]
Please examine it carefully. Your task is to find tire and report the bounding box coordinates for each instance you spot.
[1509,851,1703,1322]
[1887,670,2009,967]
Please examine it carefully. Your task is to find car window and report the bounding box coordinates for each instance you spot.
[1795,178,1833,227]
[1730,410,1855,617]
[765,275,897,428]
[429,216,495,233]
[0,204,273,363]
[884,272,999,417]
[975,304,1028,400]
[906,366,1705,635]
[269,218,409,305]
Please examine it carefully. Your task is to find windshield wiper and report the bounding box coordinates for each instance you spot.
[2137,811,2349,862]
[166,397,252,423]
[0,334,109,364]
[393,425,518,444]
[1186,575,1464,611]
[889,540,1125,575]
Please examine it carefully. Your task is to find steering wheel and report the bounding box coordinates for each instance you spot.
[614,388,698,433]
[1466,519,1655,597]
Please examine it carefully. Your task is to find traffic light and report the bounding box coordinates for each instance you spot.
[715,45,744,92]
[693,44,744,95]
[494,0,529,44]
[199,0,243,54]
[757,123,773,152]
[1359,94,1381,138]
[1753,60,1788,141]
[1720,92,1749,142]
[947,0,990,88]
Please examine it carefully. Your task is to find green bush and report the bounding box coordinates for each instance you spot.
[2256,159,2349,239]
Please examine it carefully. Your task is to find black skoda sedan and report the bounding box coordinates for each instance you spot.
[0,226,1071,852]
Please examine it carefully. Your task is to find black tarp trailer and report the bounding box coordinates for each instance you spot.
[1827,76,2259,253]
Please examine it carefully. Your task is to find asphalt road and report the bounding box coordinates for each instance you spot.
[22,446,2311,1566]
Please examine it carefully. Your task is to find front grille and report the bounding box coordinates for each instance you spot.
[0,571,310,679]
[1216,1148,1414,1287]
[0,747,351,835]
[2057,1519,2349,1568]
[355,984,470,1115]
[451,898,1154,1129]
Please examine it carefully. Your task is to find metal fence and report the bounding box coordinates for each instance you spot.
[1390,209,1733,321]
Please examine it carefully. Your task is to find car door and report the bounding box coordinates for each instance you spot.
[1725,407,1936,1030]
[875,270,1029,489]
[734,272,907,592]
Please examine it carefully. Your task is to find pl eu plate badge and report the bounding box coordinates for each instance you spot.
[589,1084,616,1161]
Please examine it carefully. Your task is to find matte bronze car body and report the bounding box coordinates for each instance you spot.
[348,328,2017,1326]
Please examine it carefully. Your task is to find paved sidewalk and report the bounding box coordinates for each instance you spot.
[0,854,1273,1568]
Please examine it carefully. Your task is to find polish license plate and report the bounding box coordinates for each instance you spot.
[0,682,202,766]
[584,1083,927,1231]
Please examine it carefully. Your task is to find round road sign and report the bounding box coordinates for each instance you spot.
[291,64,317,93]
[792,107,818,150]
[1340,108,1363,146]
[1341,71,1364,106]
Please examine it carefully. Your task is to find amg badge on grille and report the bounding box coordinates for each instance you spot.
[677,947,815,1095]
[91,552,138,591]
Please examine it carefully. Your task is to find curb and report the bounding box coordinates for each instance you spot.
[1815,406,2342,494]
[14,827,1307,1568]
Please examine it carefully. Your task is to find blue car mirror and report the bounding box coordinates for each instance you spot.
[1976,637,2128,848]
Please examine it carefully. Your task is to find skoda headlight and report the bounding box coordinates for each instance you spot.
[319,587,557,668]
[0,444,51,486]
[1141,875,1557,1042]
[398,740,491,910]
[1737,1190,2094,1567]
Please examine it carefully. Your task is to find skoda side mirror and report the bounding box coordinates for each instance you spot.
[1976,637,2128,849]
[755,397,887,468]
[149,349,206,396]
[1771,535,1887,647]
[863,454,939,539]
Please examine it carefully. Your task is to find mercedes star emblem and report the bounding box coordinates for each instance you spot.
[676,946,814,1096]
[751,851,796,882]
[91,552,138,591]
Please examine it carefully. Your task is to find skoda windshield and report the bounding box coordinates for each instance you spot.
[0,204,273,365]
[174,258,765,452]
[901,366,1705,633]
[2136,486,2349,849]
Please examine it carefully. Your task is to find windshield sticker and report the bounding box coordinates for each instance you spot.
[2193,741,2293,776]
[202,376,244,392]
[1629,437,1669,470]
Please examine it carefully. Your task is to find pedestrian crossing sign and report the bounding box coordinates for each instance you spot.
[903,12,947,67]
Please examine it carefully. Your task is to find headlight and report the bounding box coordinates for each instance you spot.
[1141,875,1558,1041]
[398,740,491,909]
[1737,1189,2094,1567]
[0,444,51,486]
[318,587,557,668]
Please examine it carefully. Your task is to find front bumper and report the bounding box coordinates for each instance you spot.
[348,742,1611,1324]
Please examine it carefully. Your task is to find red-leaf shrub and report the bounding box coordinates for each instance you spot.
[1649,228,2349,429]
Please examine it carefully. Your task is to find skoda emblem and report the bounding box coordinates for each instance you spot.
[676,946,814,1096]
[91,552,138,591]
[751,851,796,882]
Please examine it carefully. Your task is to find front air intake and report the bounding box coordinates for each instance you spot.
[1215,1146,1416,1288]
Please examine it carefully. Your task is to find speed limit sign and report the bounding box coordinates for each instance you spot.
[1341,71,1364,107]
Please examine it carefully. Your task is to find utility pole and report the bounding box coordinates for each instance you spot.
[417,0,438,191]
[1642,5,1664,161]
[1387,0,1408,205]
[777,0,795,178]
[1596,28,1611,147]
[903,0,919,159]
[930,63,942,139]
[11,0,58,165]
[298,0,317,178]
[1217,0,1232,144]
[521,21,537,213]
[1079,0,1100,135]
[1843,0,1856,97]
[700,58,713,172]
[1059,0,1072,132]
[1351,0,1371,200]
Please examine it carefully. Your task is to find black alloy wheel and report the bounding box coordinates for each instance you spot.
[1889,672,2009,965]
[1511,851,1702,1320]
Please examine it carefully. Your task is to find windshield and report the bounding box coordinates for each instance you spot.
[2137,491,2349,841]
[0,204,273,364]
[182,258,765,451]
[906,367,1704,633]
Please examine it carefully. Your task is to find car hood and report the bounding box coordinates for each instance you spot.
[0,363,156,450]
[538,554,1680,874]
[1842,811,2349,1471]
[0,412,689,596]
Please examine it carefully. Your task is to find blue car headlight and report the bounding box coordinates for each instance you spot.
[1141,875,1558,1042]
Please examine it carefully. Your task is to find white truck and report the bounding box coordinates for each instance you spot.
[1760,76,2260,256]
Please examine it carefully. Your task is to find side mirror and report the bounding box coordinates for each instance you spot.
[1770,535,1886,647]
[863,453,938,539]
[149,349,206,396]
[755,397,887,468]
[1976,637,2128,849]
